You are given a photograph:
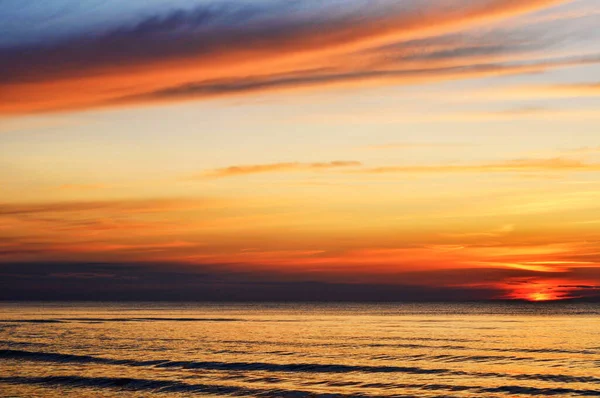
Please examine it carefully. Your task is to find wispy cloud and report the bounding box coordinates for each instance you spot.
[196,157,600,179]
[455,81,600,101]
[523,145,600,159]
[442,224,516,239]
[358,158,600,174]
[518,82,600,97]
[560,146,600,155]
[120,55,600,108]
[302,104,600,126]
[201,161,362,178]
[57,184,109,192]
[0,197,238,263]
[0,0,579,114]
[361,142,470,150]
[0,198,225,216]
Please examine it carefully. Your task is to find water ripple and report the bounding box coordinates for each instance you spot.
[2,349,599,385]
[1,375,599,397]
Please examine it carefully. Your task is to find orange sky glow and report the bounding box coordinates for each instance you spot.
[1,0,599,301]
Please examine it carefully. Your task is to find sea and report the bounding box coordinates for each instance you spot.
[1,302,599,397]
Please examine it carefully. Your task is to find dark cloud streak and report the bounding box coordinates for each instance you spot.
[2,261,599,302]
[0,0,575,114]
[0,261,504,301]
[122,54,600,105]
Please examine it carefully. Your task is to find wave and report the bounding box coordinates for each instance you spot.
[4,343,578,369]
[0,375,339,398]
[2,349,599,385]
[366,342,597,356]
[212,338,598,356]
[392,352,558,364]
[358,335,480,343]
[2,318,595,358]
[1,375,599,397]
[2,341,49,349]
[0,317,241,323]
[0,319,64,323]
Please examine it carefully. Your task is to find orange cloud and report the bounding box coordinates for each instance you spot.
[442,224,516,238]
[0,0,572,115]
[113,56,600,111]
[465,82,600,101]
[523,82,600,97]
[201,161,362,178]
[167,241,599,275]
[358,158,600,174]
[361,142,469,150]
[0,198,226,216]
[2,190,599,301]
[560,146,600,155]
[57,184,109,192]
[0,197,234,260]
[196,157,600,180]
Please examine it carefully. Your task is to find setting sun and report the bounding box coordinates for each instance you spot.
[501,279,579,302]
[528,292,554,302]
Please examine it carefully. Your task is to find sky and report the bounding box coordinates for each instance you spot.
[1,0,600,302]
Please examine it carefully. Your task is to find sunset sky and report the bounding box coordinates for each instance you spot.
[1,0,599,301]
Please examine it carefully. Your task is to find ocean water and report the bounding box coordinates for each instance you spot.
[1,303,599,397]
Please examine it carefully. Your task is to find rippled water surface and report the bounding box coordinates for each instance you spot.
[1,302,599,397]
